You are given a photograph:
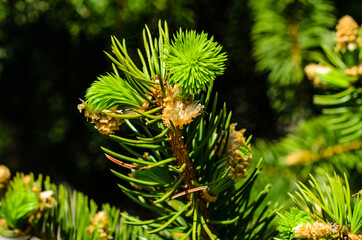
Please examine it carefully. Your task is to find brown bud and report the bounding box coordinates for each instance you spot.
[0,165,11,188]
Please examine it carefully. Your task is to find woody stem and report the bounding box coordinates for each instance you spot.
[167,128,216,239]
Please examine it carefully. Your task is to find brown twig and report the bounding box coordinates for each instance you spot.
[167,128,216,239]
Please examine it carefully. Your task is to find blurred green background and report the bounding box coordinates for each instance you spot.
[0,0,361,214]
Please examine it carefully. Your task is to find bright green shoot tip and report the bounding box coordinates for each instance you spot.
[85,73,144,113]
[164,29,227,96]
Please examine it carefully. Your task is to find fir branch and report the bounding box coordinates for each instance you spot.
[250,0,336,85]
[249,0,336,122]
[79,20,276,240]
[275,173,362,240]
[0,172,132,239]
[305,15,362,144]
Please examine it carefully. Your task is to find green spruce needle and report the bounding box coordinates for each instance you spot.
[85,73,144,112]
[164,29,227,96]
[277,208,312,240]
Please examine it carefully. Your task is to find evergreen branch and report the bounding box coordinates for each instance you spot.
[250,0,336,85]
[249,0,336,121]
[78,20,276,240]
[278,173,361,239]
[0,171,133,239]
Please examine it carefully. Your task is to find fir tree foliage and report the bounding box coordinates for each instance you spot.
[277,173,361,240]
[253,117,362,180]
[249,16,362,226]
[0,168,167,239]
[78,20,276,239]
[251,16,362,209]
[250,117,361,223]
[0,186,40,231]
[249,0,336,123]
[306,15,362,144]
[250,0,336,86]
[0,171,54,237]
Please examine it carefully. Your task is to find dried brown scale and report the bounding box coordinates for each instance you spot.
[346,232,362,240]
[330,222,341,235]
[293,222,335,239]
[162,84,203,129]
[293,222,362,240]
[340,225,362,240]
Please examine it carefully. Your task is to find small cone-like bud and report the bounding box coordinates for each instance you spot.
[293,222,336,239]
[345,64,362,76]
[335,15,361,52]
[87,211,112,240]
[0,165,11,188]
[347,232,362,240]
[305,64,331,87]
[78,100,124,135]
[220,123,252,181]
